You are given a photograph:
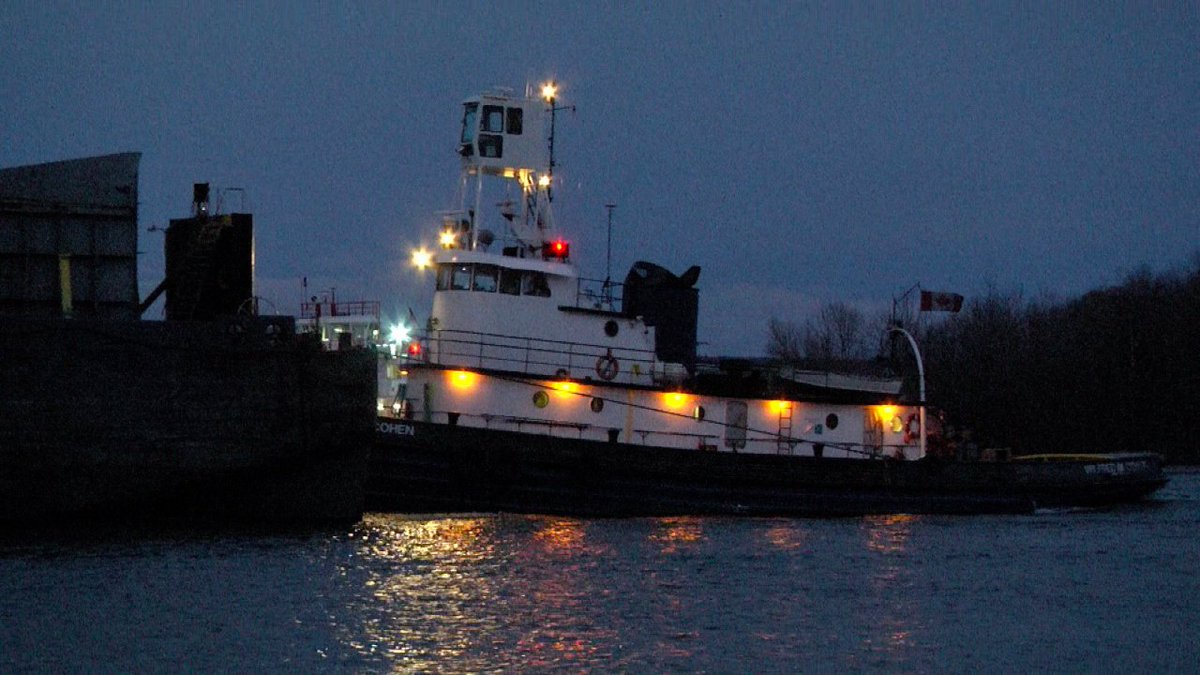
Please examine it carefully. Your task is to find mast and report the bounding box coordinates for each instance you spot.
[541,81,574,205]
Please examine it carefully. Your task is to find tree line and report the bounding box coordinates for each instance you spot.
[768,259,1200,463]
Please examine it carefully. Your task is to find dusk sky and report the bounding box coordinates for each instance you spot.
[3,2,1196,355]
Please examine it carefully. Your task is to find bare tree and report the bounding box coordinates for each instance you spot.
[767,301,871,361]
[807,301,869,360]
[766,316,804,361]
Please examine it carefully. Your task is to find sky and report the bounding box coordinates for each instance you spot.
[2,2,1197,356]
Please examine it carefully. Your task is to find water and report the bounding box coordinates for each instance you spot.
[2,471,1198,672]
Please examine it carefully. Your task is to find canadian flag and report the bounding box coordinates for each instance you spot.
[920,290,964,312]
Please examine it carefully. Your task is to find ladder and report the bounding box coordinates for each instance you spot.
[777,403,794,455]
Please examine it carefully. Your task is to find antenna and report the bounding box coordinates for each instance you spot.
[604,203,616,281]
[604,203,616,308]
[541,81,575,203]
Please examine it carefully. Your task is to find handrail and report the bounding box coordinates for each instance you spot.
[575,276,623,310]
[419,327,659,377]
[299,300,380,319]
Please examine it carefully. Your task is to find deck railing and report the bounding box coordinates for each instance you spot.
[419,328,658,382]
[299,300,380,319]
[573,277,623,311]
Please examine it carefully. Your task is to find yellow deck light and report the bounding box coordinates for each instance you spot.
[447,370,477,390]
[664,392,690,409]
[769,400,793,415]
[550,380,579,398]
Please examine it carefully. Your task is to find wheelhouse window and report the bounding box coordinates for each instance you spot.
[478,134,503,158]
[436,263,550,298]
[506,107,523,135]
[472,264,498,292]
[483,105,504,132]
[498,267,521,295]
[522,271,551,297]
[460,103,478,144]
[450,264,472,291]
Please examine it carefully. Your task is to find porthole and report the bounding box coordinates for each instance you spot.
[693,405,706,421]
[590,397,605,413]
[825,413,839,430]
[604,320,619,337]
[533,391,549,408]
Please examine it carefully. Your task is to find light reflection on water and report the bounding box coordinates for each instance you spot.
[2,474,1198,671]
[349,517,500,669]
[339,513,931,670]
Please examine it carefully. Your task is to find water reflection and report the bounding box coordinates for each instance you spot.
[334,513,931,670]
[763,520,809,551]
[862,514,916,555]
[649,517,705,554]
[344,515,501,670]
[533,517,585,553]
[343,514,625,671]
[857,514,922,664]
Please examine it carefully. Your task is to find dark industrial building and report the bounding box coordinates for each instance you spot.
[0,152,141,320]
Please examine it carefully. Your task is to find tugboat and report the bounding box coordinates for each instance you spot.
[369,83,1167,516]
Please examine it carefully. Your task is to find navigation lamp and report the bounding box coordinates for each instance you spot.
[541,81,557,102]
[538,174,551,188]
[389,323,409,344]
[406,341,423,358]
[411,248,432,270]
[545,239,570,260]
[439,229,457,249]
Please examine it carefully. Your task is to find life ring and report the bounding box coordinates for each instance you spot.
[903,413,920,444]
[595,353,619,381]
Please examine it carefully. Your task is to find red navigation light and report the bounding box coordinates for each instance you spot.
[545,240,570,260]
[407,342,423,358]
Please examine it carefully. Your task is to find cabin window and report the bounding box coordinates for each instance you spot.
[472,264,499,292]
[460,103,478,144]
[506,107,523,135]
[483,105,504,132]
[450,264,472,291]
[478,134,503,158]
[498,268,521,295]
[436,263,453,291]
[522,271,551,297]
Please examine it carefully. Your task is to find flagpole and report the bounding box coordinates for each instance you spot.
[889,325,926,459]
